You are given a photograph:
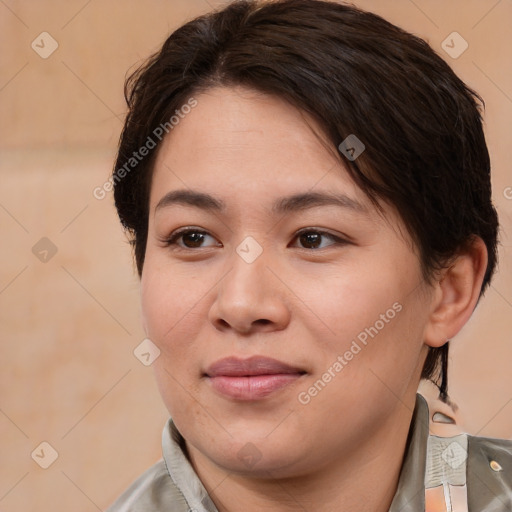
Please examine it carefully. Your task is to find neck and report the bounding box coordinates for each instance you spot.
[186,394,417,512]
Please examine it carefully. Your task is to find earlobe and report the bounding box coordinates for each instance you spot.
[424,236,488,348]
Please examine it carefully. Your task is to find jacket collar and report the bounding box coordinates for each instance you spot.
[164,393,430,512]
[388,393,430,511]
[163,419,219,512]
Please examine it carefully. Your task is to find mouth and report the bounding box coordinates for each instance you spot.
[204,356,307,401]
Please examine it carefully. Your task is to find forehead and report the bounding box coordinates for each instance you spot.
[150,86,370,210]
[149,86,420,250]
[147,85,417,256]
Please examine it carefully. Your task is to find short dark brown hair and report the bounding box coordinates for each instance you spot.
[112,0,499,400]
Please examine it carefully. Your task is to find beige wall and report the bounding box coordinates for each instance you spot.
[1,1,511,510]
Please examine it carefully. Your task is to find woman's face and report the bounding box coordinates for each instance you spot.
[141,85,435,477]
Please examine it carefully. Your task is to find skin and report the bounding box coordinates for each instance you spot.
[140,85,488,511]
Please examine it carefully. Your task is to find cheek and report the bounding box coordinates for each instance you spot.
[140,265,206,415]
[295,293,426,440]
[311,259,427,379]
[140,274,170,342]
[140,260,205,345]
[310,267,403,343]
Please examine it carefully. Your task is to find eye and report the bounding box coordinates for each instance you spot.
[161,227,349,251]
[291,229,348,250]
[163,228,221,249]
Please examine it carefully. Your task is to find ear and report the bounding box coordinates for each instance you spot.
[424,236,488,348]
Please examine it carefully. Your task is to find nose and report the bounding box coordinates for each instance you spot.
[208,244,291,335]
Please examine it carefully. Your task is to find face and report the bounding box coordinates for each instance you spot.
[141,85,434,478]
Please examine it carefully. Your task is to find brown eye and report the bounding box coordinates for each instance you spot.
[293,229,347,250]
[164,229,220,249]
[299,232,323,249]
[181,231,207,248]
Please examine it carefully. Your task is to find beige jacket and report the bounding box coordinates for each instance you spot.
[107,394,512,511]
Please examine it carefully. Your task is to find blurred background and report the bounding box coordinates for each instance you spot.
[0,0,511,510]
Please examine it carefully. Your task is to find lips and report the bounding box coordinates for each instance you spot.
[206,356,304,377]
[204,356,306,400]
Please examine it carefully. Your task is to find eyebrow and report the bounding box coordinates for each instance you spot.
[154,189,368,215]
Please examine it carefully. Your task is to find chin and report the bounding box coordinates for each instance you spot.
[199,433,310,478]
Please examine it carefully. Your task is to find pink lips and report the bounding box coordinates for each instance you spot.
[205,356,306,400]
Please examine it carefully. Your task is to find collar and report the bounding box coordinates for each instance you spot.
[163,393,430,512]
[162,419,219,512]
[388,393,430,511]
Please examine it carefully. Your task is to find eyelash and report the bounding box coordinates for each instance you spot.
[161,227,349,251]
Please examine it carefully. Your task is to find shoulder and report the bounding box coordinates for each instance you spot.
[467,433,512,509]
[468,433,512,469]
[468,433,512,470]
[469,432,512,452]
[106,459,191,512]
